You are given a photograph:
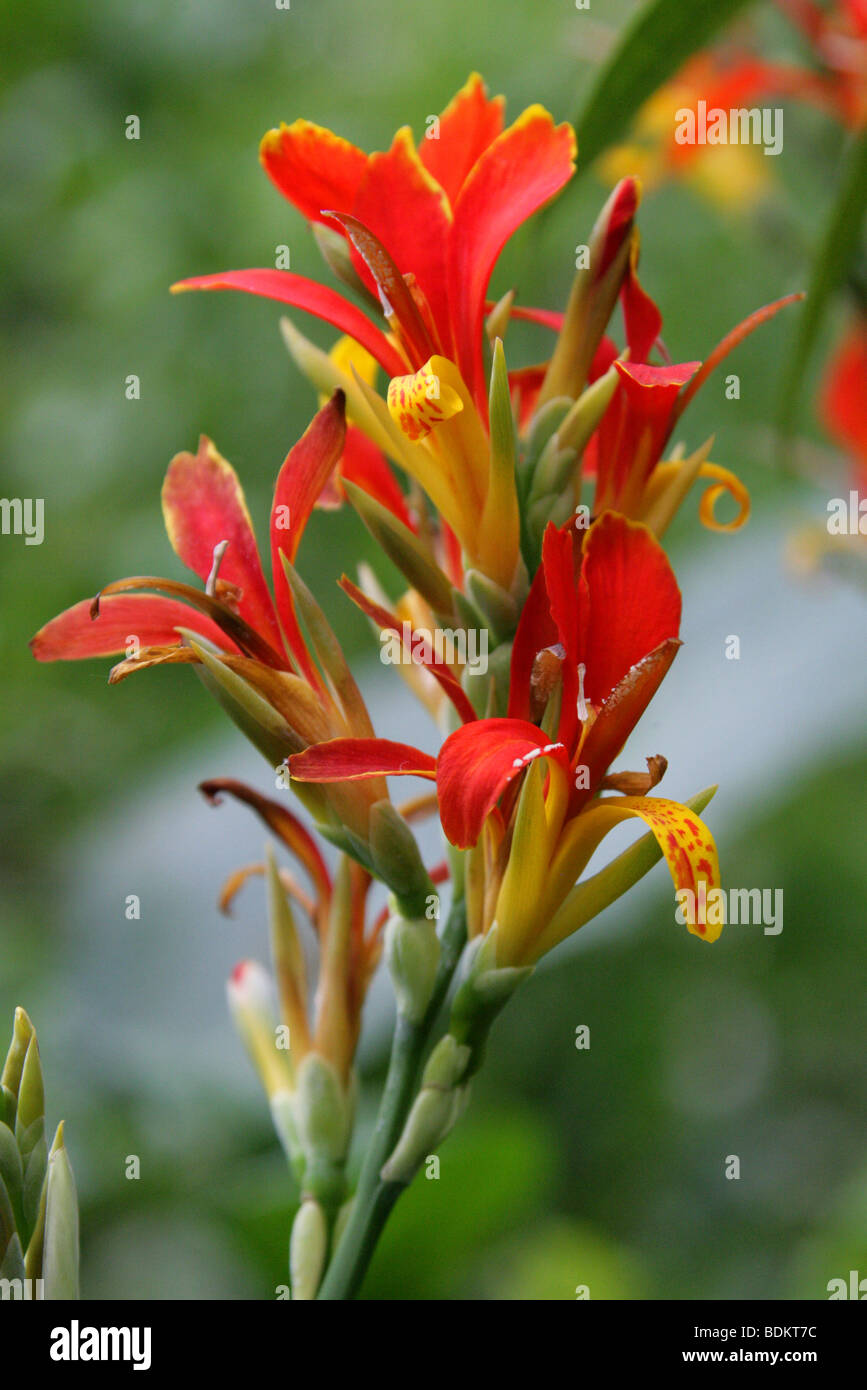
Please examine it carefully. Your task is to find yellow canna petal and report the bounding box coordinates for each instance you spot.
[387,359,464,442]
[494,759,570,965]
[325,335,378,395]
[527,794,722,960]
[387,355,490,559]
[641,453,750,536]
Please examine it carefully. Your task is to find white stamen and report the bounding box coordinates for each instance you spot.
[206,540,230,596]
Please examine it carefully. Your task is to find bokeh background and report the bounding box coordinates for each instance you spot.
[1,0,865,1299]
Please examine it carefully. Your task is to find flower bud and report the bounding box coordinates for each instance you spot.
[227,960,293,1102]
[449,927,533,1069]
[369,801,432,916]
[384,909,440,1024]
[293,1054,351,1164]
[41,1123,79,1300]
[380,1085,465,1185]
[289,1198,328,1301]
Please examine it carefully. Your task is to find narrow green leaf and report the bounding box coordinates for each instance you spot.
[279,554,374,735]
[777,129,867,438]
[342,479,454,615]
[574,0,756,170]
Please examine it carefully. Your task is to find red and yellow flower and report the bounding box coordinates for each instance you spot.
[286,512,722,965]
[29,394,391,849]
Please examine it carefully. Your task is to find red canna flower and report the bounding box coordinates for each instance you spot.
[287,511,722,965]
[173,73,576,417]
[29,394,390,846]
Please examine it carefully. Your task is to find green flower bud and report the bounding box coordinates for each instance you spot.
[369,802,432,916]
[384,910,441,1024]
[293,1055,351,1165]
[380,1085,465,1186]
[289,1198,328,1301]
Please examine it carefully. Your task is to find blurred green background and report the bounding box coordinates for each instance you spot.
[1,0,865,1299]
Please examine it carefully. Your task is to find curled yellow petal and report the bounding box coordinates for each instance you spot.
[696,462,751,532]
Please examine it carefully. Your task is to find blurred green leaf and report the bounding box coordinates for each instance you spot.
[574,0,756,170]
[776,130,867,439]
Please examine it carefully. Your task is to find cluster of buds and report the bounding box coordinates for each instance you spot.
[205,778,445,1296]
[0,1009,79,1300]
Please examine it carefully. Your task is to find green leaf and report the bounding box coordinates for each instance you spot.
[574,0,757,170]
[343,479,454,616]
[777,129,867,439]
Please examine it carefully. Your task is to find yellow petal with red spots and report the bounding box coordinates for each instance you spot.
[387,357,464,443]
[607,796,721,939]
[527,794,721,956]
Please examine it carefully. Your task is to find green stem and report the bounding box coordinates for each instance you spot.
[316,897,467,1300]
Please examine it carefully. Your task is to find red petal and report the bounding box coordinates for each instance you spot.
[259,119,368,226]
[571,638,681,813]
[580,512,682,705]
[30,593,228,661]
[352,129,453,357]
[621,263,663,364]
[340,576,477,725]
[271,393,347,680]
[449,107,576,410]
[490,301,564,332]
[418,73,505,205]
[171,270,405,378]
[437,717,569,849]
[327,210,436,368]
[507,559,560,723]
[288,737,436,783]
[597,360,700,505]
[162,436,282,653]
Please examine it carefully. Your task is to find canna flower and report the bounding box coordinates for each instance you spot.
[286,511,722,966]
[172,77,800,593]
[29,394,397,858]
[172,73,575,592]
